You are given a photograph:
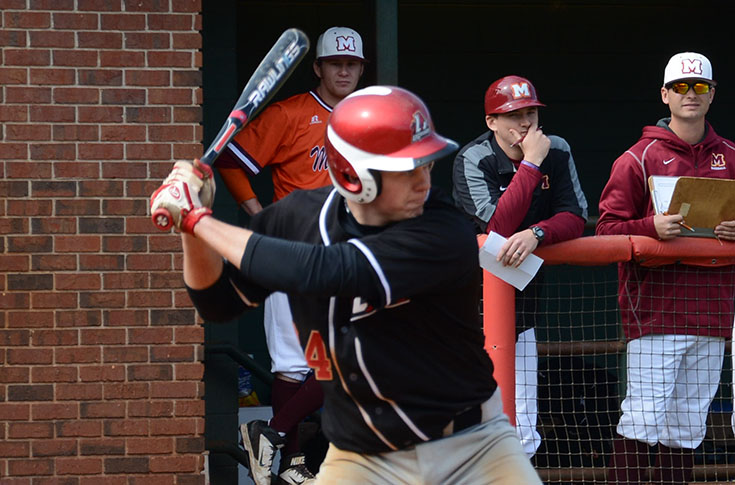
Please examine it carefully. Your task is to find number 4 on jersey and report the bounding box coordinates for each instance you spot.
[305,330,333,380]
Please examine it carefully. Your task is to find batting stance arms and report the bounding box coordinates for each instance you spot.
[152,86,541,484]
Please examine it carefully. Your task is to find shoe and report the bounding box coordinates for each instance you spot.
[240,420,286,485]
[278,453,316,485]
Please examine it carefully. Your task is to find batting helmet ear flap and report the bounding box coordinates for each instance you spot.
[326,139,381,203]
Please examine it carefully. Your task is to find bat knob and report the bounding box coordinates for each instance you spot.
[152,208,173,231]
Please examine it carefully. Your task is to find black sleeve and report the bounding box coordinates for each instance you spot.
[186,261,271,322]
[240,233,385,305]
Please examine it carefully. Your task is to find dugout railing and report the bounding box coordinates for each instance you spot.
[479,235,735,484]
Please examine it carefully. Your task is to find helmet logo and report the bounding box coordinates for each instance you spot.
[510,82,532,99]
[680,58,703,76]
[335,36,356,53]
[411,111,430,142]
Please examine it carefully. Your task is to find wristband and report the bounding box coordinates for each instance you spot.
[521,160,540,171]
[181,207,212,234]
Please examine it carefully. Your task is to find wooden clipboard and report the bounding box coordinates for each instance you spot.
[653,176,735,237]
[648,175,735,237]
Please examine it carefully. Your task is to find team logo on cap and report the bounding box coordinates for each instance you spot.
[411,111,430,142]
[510,82,532,99]
[711,153,726,170]
[680,58,703,76]
[335,35,357,53]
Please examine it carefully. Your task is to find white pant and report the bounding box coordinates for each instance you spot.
[516,328,541,458]
[315,390,541,485]
[263,291,310,381]
[617,334,725,449]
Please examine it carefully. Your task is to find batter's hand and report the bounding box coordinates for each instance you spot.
[161,160,216,208]
[653,213,683,240]
[497,229,539,268]
[714,220,735,241]
[150,179,211,233]
[510,122,550,166]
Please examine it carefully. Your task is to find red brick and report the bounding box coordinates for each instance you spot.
[100,51,145,68]
[0,329,30,346]
[77,31,122,49]
[31,403,78,420]
[29,105,75,123]
[149,417,198,436]
[150,272,184,289]
[78,69,123,86]
[127,364,172,381]
[56,383,103,401]
[29,30,75,48]
[55,419,102,438]
[174,399,204,418]
[32,217,77,235]
[79,328,125,345]
[55,236,101,253]
[31,254,78,271]
[55,273,101,291]
[102,419,149,437]
[78,143,124,161]
[126,69,170,86]
[0,440,30,458]
[78,365,125,382]
[0,68,28,85]
[54,87,100,104]
[125,106,170,123]
[79,438,125,456]
[4,49,50,67]
[149,381,198,399]
[103,309,149,327]
[31,329,79,346]
[30,67,76,85]
[55,310,102,328]
[0,105,29,122]
[100,125,146,141]
[101,13,146,31]
[0,403,30,420]
[101,236,147,253]
[7,457,53,476]
[8,311,53,328]
[103,346,149,363]
[172,32,202,50]
[56,457,103,475]
[150,345,195,363]
[126,437,173,455]
[5,11,51,29]
[175,436,204,454]
[127,401,173,418]
[7,348,53,365]
[55,347,101,364]
[127,254,173,271]
[125,33,170,50]
[52,13,98,30]
[53,125,99,142]
[79,401,125,418]
[8,422,54,439]
[31,366,78,383]
[31,291,78,309]
[149,455,198,473]
[5,123,52,141]
[52,49,98,67]
[78,180,124,197]
[78,106,123,123]
[32,438,77,457]
[103,382,149,400]
[128,291,172,308]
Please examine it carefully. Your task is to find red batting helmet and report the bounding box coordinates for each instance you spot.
[484,75,546,115]
[326,86,458,203]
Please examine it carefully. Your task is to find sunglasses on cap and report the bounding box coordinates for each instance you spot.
[667,81,711,95]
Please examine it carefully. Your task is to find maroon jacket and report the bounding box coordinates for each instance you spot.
[596,119,735,340]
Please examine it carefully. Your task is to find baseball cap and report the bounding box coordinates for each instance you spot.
[663,52,716,86]
[315,27,365,61]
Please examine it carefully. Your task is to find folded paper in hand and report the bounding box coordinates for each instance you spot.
[479,232,544,291]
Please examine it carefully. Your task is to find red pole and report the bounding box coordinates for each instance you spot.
[482,264,516,426]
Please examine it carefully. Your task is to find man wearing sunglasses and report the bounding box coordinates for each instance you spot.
[597,52,735,484]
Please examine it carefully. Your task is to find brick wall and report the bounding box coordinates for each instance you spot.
[0,1,206,483]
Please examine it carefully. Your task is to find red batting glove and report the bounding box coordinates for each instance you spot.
[181,207,212,234]
[150,179,205,231]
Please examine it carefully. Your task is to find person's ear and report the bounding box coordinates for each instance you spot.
[661,86,669,105]
[485,115,497,131]
[313,60,322,80]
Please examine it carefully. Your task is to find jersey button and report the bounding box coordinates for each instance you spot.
[349,373,358,381]
[340,326,349,334]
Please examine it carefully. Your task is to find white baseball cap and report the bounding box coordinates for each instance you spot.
[663,52,716,86]
[315,27,365,61]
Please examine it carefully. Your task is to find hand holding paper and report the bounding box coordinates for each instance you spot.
[479,232,544,291]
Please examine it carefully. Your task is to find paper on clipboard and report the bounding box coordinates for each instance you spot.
[648,175,679,214]
[479,232,544,291]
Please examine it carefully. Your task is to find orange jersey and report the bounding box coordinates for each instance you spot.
[215,90,333,203]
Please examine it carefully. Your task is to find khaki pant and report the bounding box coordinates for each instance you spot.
[315,392,541,485]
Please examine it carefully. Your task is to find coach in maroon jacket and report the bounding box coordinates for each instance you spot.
[597,52,735,484]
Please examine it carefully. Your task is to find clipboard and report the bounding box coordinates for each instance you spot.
[648,175,735,238]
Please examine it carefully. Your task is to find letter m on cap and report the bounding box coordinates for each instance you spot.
[681,58,703,75]
[336,35,356,52]
[511,82,531,99]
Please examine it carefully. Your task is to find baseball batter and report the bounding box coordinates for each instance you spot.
[214,26,366,485]
[452,75,588,458]
[597,52,735,484]
[151,86,542,484]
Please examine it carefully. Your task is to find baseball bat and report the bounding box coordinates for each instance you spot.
[152,28,310,230]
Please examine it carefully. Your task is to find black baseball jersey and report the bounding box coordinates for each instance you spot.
[188,186,497,453]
